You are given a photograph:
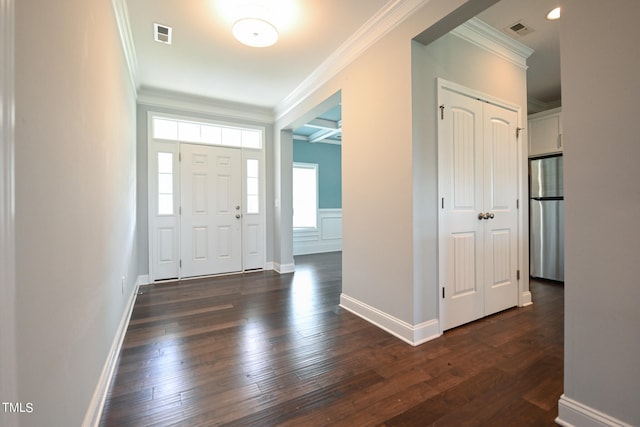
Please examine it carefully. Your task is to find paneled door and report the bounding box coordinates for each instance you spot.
[482,102,519,316]
[438,86,519,331]
[180,144,242,277]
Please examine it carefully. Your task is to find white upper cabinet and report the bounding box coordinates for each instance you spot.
[528,107,562,157]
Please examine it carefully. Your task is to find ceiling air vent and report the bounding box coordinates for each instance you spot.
[154,23,172,45]
[505,20,534,37]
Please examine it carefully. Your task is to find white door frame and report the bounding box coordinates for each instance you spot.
[147,112,267,281]
[437,78,530,332]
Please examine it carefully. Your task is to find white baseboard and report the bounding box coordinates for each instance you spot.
[339,293,441,346]
[82,280,140,427]
[556,394,633,427]
[274,262,295,274]
[136,274,150,286]
[520,290,533,307]
[412,319,442,345]
[264,261,274,271]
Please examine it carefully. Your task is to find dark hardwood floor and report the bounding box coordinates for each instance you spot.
[100,252,564,426]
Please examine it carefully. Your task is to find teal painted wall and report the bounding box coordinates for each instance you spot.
[293,140,342,209]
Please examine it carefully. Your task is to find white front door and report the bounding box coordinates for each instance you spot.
[439,87,519,331]
[180,144,242,277]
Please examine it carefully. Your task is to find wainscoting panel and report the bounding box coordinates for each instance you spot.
[293,209,342,255]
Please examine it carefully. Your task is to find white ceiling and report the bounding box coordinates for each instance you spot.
[477,0,561,106]
[125,0,561,126]
[126,0,390,109]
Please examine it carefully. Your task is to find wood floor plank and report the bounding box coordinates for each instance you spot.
[213,369,385,427]
[100,253,564,426]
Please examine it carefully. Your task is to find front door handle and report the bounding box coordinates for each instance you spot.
[235,214,241,219]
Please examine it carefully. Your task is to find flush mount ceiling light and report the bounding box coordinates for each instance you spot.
[232,18,279,47]
[546,7,561,20]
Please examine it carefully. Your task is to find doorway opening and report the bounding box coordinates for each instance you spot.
[291,99,343,257]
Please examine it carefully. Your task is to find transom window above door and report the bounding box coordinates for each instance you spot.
[152,116,262,149]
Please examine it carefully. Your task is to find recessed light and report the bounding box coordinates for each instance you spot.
[232,18,278,48]
[546,7,561,20]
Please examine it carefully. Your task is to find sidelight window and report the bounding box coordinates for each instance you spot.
[246,159,259,214]
[157,152,174,215]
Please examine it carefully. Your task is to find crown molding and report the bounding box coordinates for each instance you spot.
[274,0,430,123]
[527,97,562,115]
[112,0,139,94]
[450,17,534,69]
[137,86,274,124]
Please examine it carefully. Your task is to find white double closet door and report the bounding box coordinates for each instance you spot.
[438,85,520,331]
[149,142,252,281]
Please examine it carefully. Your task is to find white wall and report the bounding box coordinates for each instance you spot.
[0,0,18,421]
[341,27,416,323]
[13,0,138,425]
[558,0,640,425]
[274,0,502,343]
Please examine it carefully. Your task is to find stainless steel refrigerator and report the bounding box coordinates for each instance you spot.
[529,155,564,281]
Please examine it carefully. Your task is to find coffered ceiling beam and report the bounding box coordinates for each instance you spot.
[306,118,341,130]
[310,128,342,143]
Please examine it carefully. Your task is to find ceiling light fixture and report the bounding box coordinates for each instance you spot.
[232,18,279,48]
[546,7,561,20]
